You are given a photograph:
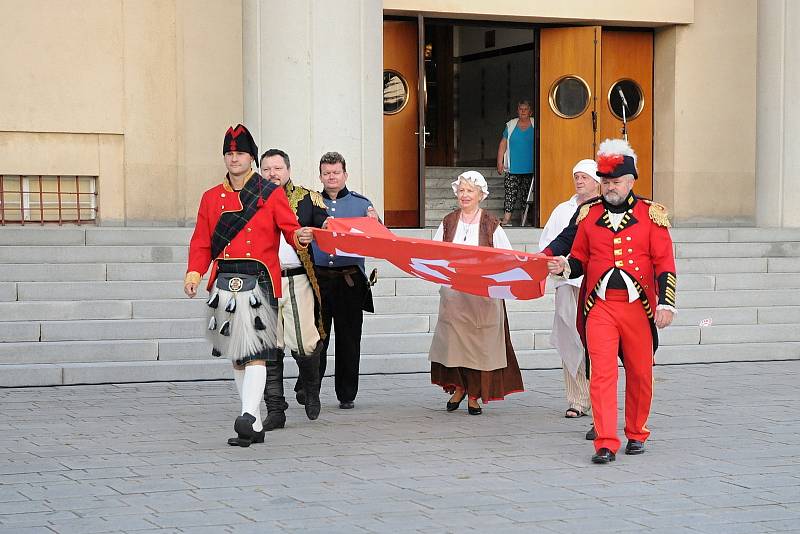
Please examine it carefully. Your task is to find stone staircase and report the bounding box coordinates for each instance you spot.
[424,166,529,227]
[1,226,800,387]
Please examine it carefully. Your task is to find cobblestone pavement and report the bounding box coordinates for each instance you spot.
[1,360,799,534]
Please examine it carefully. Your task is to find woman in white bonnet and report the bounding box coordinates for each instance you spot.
[428,170,524,415]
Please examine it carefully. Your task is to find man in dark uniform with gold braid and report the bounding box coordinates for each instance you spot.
[259,149,329,429]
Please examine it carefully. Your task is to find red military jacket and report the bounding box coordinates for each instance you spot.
[186,171,303,297]
[569,194,676,351]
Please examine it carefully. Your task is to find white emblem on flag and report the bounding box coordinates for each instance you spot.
[409,258,455,281]
[484,267,533,283]
[487,285,516,300]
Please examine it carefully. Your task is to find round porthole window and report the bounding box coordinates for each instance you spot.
[383,70,409,115]
[608,79,644,120]
[549,75,591,119]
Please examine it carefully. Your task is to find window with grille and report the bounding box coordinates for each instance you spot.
[0,175,98,225]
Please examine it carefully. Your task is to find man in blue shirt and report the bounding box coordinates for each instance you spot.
[307,151,379,409]
[496,100,535,226]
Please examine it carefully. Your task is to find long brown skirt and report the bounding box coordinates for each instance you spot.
[430,315,524,403]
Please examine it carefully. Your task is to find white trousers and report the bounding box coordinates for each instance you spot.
[277,273,321,356]
[551,284,591,413]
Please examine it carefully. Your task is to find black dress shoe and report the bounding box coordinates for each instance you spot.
[467,405,482,415]
[227,430,265,447]
[339,401,354,409]
[585,424,597,440]
[446,393,465,412]
[591,448,616,464]
[230,413,265,447]
[625,439,646,455]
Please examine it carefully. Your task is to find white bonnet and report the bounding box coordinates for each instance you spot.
[572,159,601,183]
[451,170,489,198]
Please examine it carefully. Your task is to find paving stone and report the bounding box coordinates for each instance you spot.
[0,361,798,533]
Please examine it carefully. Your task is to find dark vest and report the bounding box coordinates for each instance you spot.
[441,209,500,247]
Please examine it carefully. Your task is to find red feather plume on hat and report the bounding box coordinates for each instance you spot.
[597,153,624,175]
[596,138,636,174]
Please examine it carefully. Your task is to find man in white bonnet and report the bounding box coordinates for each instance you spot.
[538,159,601,421]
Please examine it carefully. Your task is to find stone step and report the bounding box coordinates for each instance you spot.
[16,281,208,301]
[10,314,432,343]
[0,227,87,246]
[123,299,796,327]
[106,263,187,281]
[0,339,157,365]
[0,246,187,264]
[424,177,504,189]
[0,300,132,321]
[0,283,16,301]
[0,263,107,282]
[679,288,800,308]
[2,226,800,248]
[424,166,499,180]
[2,230,797,259]
[4,340,799,387]
[143,322,702,363]
[713,272,800,290]
[0,321,40,342]
[425,197,505,211]
[675,241,800,258]
[85,227,194,246]
[38,318,205,342]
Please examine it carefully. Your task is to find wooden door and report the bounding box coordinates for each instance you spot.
[538,26,600,223]
[597,30,653,199]
[383,20,420,227]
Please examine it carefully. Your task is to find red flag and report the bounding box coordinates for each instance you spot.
[313,217,552,300]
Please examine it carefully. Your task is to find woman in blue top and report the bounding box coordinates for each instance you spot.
[496,100,535,226]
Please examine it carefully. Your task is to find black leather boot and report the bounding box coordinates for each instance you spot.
[263,357,288,431]
[294,344,322,421]
[294,377,306,406]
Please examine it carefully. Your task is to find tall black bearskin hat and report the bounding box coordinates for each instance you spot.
[596,138,638,179]
[223,124,258,162]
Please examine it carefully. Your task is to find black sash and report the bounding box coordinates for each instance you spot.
[211,173,278,260]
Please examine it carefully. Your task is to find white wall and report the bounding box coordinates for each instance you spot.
[243,0,384,213]
[757,0,800,227]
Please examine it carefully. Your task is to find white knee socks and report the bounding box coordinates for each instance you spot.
[240,365,265,432]
[233,367,245,397]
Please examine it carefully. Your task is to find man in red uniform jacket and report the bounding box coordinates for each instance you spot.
[184,123,313,447]
[548,138,677,464]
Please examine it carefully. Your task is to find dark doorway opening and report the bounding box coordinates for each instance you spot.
[422,21,536,226]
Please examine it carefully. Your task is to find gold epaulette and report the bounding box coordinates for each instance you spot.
[643,199,671,228]
[576,199,602,224]
[309,190,326,209]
